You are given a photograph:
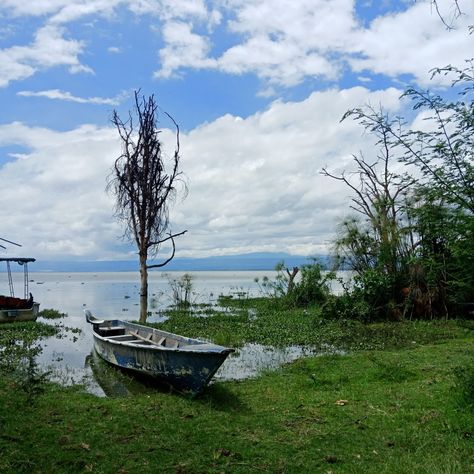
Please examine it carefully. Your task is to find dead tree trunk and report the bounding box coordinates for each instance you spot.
[108,91,187,323]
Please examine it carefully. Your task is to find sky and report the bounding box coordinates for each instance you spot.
[0,0,472,262]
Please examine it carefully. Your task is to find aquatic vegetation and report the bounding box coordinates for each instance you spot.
[0,322,58,401]
[38,308,67,319]
[154,297,472,351]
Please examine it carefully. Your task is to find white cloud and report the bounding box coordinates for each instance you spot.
[0,0,72,16]
[0,122,121,259]
[0,1,470,261]
[1,1,472,89]
[155,0,355,85]
[349,0,474,86]
[174,86,404,256]
[17,89,128,106]
[217,35,338,86]
[151,0,473,88]
[0,0,212,24]
[0,87,404,260]
[0,24,90,87]
[155,20,217,79]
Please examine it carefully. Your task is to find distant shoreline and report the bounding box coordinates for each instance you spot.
[6,253,332,273]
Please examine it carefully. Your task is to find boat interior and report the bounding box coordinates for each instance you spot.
[0,294,34,310]
[96,324,182,348]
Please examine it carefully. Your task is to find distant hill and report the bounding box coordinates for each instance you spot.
[26,252,331,272]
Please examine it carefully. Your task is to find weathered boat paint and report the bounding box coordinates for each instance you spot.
[0,257,39,323]
[0,302,40,323]
[85,312,234,395]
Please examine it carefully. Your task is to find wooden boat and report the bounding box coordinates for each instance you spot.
[0,257,39,323]
[85,310,234,395]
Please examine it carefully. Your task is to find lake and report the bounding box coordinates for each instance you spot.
[2,271,348,396]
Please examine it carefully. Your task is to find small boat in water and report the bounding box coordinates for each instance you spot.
[0,257,39,323]
[85,310,234,395]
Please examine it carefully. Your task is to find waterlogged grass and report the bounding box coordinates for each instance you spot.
[0,321,58,375]
[157,297,473,351]
[38,308,68,319]
[0,319,79,384]
[0,337,473,473]
[0,320,58,346]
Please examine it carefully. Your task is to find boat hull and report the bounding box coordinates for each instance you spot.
[0,302,39,323]
[88,318,233,395]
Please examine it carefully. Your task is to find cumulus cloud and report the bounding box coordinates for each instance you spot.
[0,1,470,260]
[155,0,355,85]
[175,86,404,257]
[151,0,473,88]
[0,87,404,260]
[0,0,217,86]
[0,0,72,16]
[349,0,474,86]
[0,24,90,87]
[0,122,121,259]
[155,21,217,79]
[1,1,472,89]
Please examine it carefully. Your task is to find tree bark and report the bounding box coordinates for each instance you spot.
[139,253,148,323]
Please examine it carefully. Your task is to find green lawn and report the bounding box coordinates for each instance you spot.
[1,317,473,473]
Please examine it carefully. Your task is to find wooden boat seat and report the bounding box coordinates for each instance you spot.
[99,326,126,337]
[156,337,180,348]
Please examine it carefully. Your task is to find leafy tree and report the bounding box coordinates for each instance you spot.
[108,91,187,322]
[338,59,474,319]
[322,126,417,319]
[345,61,474,213]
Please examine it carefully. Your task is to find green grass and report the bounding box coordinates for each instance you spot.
[0,337,473,473]
[1,302,473,473]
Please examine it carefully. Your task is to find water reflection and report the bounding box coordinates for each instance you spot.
[85,350,175,397]
[1,271,350,397]
[82,343,343,398]
[214,343,342,381]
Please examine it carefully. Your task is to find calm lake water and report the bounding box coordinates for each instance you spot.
[2,271,348,396]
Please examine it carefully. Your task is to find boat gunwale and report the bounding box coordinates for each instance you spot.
[92,320,234,355]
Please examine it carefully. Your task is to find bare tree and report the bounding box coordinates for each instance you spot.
[322,122,416,276]
[429,0,463,30]
[108,91,187,322]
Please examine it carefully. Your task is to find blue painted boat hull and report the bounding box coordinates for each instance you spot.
[87,316,233,395]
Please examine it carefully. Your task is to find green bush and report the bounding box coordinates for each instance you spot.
[323,269,402,322]
[287,263,335,307]
[324,292,371,321]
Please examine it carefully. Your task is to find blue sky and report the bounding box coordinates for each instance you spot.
[0,0,472,261]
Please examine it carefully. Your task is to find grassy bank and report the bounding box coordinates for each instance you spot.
[1,335,473,473]
[0,301,473,473]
